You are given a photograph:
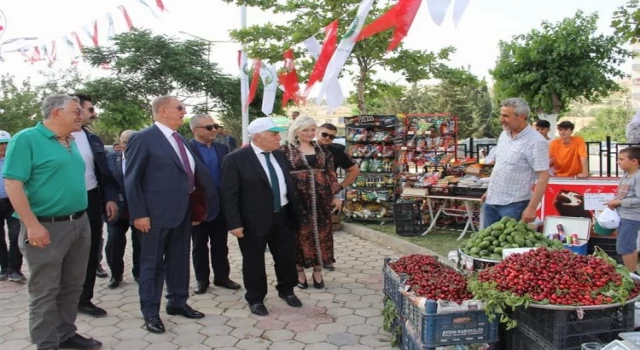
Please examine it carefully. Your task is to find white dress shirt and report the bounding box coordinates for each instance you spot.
[121,152,127,174]
[250,142,289,207]
[71,129,98,191]
[154,122,195,174]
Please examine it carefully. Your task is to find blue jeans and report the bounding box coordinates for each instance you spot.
[483,201,530,228]
[616,218,640,255]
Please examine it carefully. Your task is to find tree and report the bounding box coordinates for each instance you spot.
[491,11,632,136]
[576,106,633,142]
[612,0,640,44]
[221,0,454,113]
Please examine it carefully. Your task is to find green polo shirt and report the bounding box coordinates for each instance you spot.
[2,122,87,218]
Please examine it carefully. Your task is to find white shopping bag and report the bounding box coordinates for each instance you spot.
[597,208,621,229]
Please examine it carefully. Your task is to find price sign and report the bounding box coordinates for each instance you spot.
[584,192,615,211]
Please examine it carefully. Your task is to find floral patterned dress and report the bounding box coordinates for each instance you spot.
[283,142,340,268]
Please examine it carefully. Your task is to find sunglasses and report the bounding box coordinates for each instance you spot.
[199,124,220,131]
[321,132,336,140]
[60,108,82,117]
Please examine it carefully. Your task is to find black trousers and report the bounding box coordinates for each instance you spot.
[138,213,191,319]
[0,198,22,272]
[191,214,230,283]
[237,209,297,305]
[105,217,141,280]
[79,188,103,304]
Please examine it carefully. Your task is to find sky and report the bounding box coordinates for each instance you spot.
[0,0,630,96]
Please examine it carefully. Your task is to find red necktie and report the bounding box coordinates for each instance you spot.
[172,132,195,190]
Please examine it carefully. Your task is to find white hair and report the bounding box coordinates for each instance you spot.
[287,116,317,144]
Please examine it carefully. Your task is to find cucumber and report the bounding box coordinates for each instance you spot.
[478,242,490,249]
[499,217,510,224]
[494,247,503,254]
[525,239,533,247]
[488,246,495,253]
[499,234,507,242]
[503,228,515,235]
[491,231,502,238]
[492,240,500,247]
[470,247,481,254]
[514,236,525,246]
[492,223,505,230]
[506,236,514,244]
[479,250,489,257]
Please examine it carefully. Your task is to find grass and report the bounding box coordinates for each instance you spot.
[353,222,466,258]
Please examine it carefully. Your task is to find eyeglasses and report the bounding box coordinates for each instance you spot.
[59,108,82,117]
[198,124,219,131]
[164,105,186,112]
[321,132,336,140]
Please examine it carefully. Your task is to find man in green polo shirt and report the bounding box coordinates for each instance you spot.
[3,94,102,350]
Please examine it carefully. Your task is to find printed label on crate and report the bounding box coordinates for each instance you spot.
[441,327,485,337]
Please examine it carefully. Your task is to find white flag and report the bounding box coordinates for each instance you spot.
[452,0,470,27]
[426,0,452,26]
[316,0,374,108]
[259,63,278,115]
[106,12,116,38]
[303,37,321,60]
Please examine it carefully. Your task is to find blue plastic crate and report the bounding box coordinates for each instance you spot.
[383,257,407,311]
[403,321,497,350]
[403,298,499,347]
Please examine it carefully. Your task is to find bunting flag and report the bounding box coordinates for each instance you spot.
[316,0,374,110]
[452,0,470,27]
[91,21,99,46]
[0,10,6,44]
[259,63,278,115]
[63,36,76,55]
[138,0,161,19]
[72,31,84,53]
[278,49,301,108]
[426,0,452,26]
[106,12,116,38]
[246,59,262,111]
[155,0,167,12]
[357,0,421,51]
[119,6,134,30]
[29,47,42,64]
[303,20,338,98]
[48,40,57,63]
[303,37,321,60]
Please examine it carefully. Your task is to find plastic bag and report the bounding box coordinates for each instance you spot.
[597,208,621,229]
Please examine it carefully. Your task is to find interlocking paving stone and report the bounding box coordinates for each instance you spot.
[0,230,394,349]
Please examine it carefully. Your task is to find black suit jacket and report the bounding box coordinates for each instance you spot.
[84,127,119,203]
[124,124,218,228]
[106,152,128,221]
[188,139,228,222]
[220,145,300,237]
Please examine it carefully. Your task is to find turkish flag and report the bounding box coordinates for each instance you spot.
[278,49,301,107]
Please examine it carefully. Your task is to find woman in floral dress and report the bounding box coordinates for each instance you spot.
[283,116,341,289]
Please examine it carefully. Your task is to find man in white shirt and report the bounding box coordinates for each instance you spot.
[70,94,119,318]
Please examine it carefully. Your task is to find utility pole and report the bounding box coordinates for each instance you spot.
[240,5,249,145]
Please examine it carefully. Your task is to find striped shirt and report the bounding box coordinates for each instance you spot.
[486,126,549,205]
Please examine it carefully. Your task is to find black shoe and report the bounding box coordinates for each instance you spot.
[323,264,335,271]
[0,270,8,281]
[313,275,325,289]
[134,277,139,283]
[144,316,165,334]
[96,265,108,279]
[213,279,241,290]
[8,271,26,283]
[166,305,204,319]
[78,301,107,318]
[278,293,303,308]
[107,277,121,289]
[59,334,102,349]
[194,281,209,294]
[249,303,268,316]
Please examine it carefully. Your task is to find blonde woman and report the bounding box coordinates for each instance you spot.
[282,116,341,289]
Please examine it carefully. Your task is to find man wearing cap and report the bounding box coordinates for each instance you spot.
[221,117,301,316]
[0,130,25,283]
[4,94,102,350]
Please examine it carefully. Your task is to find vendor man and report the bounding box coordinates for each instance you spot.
[482,98,550,227]
[549,120,588,178]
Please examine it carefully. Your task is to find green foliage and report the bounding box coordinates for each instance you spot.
[612,0,640,44]
[492,11,632,115]
[221,0,454,113]
[575,106,633,143]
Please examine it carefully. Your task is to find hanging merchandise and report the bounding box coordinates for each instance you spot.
[343,115,399,222]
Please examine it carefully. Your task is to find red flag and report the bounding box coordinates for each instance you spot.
[72,32,84,53]
[156,0,167,12]
[245,59,262,111]
[357,0,422,52]
[91,20,99,46]
[29,47,42,64]
[278,49,301,108]
[119,6,134,30]
[237,50,241,69]
[304,20,338,97]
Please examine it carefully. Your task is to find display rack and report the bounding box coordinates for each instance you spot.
[342,115,399,222]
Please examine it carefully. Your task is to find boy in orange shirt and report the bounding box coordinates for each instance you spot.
[549,121,589,178]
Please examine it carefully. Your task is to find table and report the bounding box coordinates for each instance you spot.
[421,195,483,240]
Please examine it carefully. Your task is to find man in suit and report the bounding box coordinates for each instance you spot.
[105,130,141,288]
[189,115,241,294]
[125,96,215,334]
[221,117,302,316]
[70,93,119,318]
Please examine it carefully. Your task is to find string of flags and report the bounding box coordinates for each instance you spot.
[243,0,471,114]
[3,0,166,67]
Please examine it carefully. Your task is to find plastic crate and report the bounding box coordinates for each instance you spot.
[503,326,553,350]
[403,322,498,350]
[427,185,454,196]
[452,186,487,198]
[587,237,623,264]
[509,303,635,349]
[403,298,499,347]
[394,201,425,236]
[383,257,407,310]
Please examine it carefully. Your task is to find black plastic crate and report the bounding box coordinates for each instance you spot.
[427,185,454,196]
[509,303,634,349]
[586,237,623,264]
[503,326,552,350]
[452,186,487,198]
[383,257,407,311]
[394,201,424,236]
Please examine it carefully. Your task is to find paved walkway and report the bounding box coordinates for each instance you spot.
[0,231,396,350]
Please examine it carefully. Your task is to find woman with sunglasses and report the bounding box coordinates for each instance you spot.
[283,116,341,289]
